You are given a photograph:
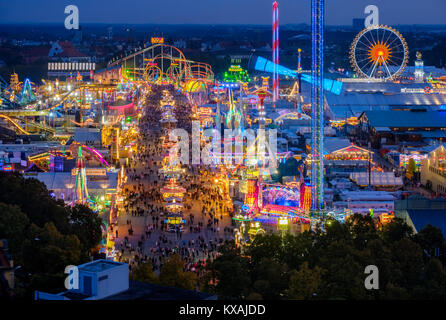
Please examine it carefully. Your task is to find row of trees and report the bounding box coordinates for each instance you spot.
[202,215,446,299]
[0,172,103,298]
[130,254,198,291]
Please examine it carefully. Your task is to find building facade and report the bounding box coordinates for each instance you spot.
[420,144,446,195]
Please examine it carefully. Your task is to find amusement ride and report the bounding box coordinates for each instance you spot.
[0,2,426,251]
[350,25,409,80]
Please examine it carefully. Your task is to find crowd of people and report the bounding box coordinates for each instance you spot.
[113,85,236,278]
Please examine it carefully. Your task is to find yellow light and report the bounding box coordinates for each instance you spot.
[278,217,288,225]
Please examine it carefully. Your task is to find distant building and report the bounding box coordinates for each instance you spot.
[74,128,102,148]
[0,141,63,172]
[35,260,129,300]
[106,26,113,41]
[420,144,446,195]
[349,171,403,191]
[48,41,95,79]
[25,169,118,204]
[20,46,50,64]
[359,110,446,146]
[173,39,186,49]
[296,78,446,122]
[308,137,373,178]
[334,190,396,215]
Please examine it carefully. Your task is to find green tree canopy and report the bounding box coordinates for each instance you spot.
[159,254,198,291]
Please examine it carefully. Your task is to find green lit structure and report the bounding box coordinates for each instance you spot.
[223,65,251,83]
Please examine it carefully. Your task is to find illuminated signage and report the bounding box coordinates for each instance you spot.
[400,88,425,93]
[228,65,243,72]
[151,37,164,44]
[72,168,107,176]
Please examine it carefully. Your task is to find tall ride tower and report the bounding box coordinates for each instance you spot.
[272,1,279,102]
[311,0,325,216]
[72,146,89,206]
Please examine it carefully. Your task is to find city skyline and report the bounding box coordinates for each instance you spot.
[1,0,446,25]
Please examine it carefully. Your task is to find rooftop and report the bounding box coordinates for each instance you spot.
[362,110,446,128]
[350,172,403,187]
[25,171,118,191]
[324,137,352,154]
[78,260,122,273]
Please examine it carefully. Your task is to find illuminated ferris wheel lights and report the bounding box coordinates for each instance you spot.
[350,25,409,80]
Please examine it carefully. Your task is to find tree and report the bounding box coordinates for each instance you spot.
[69,204,103,257]
[247,233,284,267]
[207,243,251,299]
[131,261,159,284]
[0,172,70,232]
[345,214,378,250]
[17,222,83,297]
[414,224,445,259]
[380,218,413,244]
[251,257,289,300]
[413,258,446,299]
[159,254,197,291]
[210,217,446,299]
[315,241,368,299]
[0,203,29,255]
[286,262,324,300]
[362,238,395,298]
[390,238,424,289]
[406,158,417,180]
[21,222,82,275]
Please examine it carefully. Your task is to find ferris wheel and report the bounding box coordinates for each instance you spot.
[350,25,409,80]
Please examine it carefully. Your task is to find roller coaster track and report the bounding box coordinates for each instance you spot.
[41,83,117,111]
[0,114,57,135]
[25,120,55,133]
[0,83,117,116]
[0,114,31,135]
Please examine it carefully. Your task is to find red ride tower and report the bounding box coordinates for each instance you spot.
[272,1,279,103]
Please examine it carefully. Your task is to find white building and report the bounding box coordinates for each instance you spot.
[35,260,129,300]
[334,190,396,215]
[420,144,446,195]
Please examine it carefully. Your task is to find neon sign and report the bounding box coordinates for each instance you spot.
[228,65,243,72]
[151,37,164,44]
